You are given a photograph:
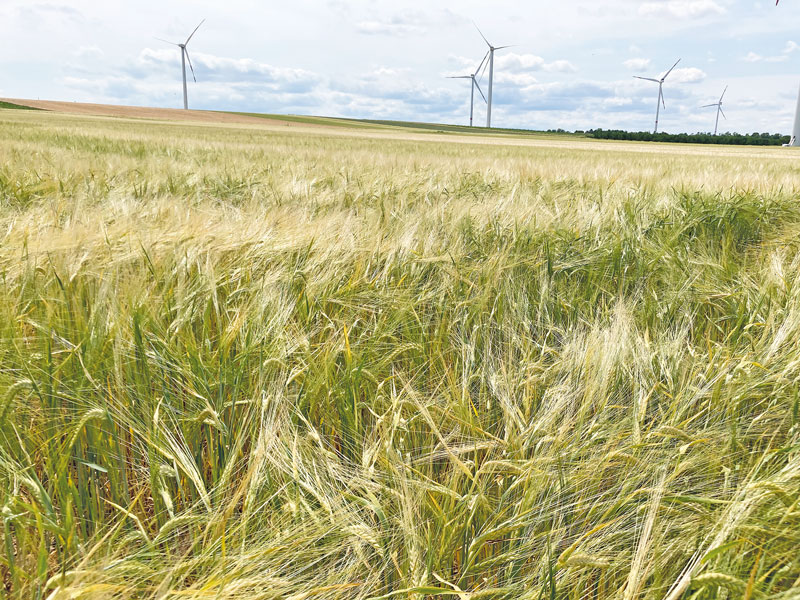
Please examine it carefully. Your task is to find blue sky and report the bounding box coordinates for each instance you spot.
[2,1,800,133]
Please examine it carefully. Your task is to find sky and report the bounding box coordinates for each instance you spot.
[2,0,800,133]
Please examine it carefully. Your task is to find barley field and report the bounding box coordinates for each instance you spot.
[1,107,799,600]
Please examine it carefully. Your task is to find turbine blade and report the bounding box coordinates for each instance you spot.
[700,103,718,108]
[185,49,197,82]
[663,58,681,80]
[634,77,660,83]
[719,107,727,119]
[154,37,179,46]
[475,49,490,75]
[477,52,491,84]
[660,87,666,110]
[474,77,487,103]
[185,19,205,45]
[447,76,472,79]
[473,21,491,47]
[494,45,515,50]
[720,85,728,102]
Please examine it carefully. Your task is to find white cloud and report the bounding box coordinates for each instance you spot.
[138,49,321,90]
[629,64,705,83]
[495,53,546,71]
[355,20,424,35]
[741,41,799,63]
[363,67,412,79]
[602,96,634,109]
[546,60,579,74]
[639,0,726,19]
[75,45,104,59]
[495,53,577,73]
[669,67,707,83]
[495,72,539,87]
[355,12,425,36]
[624,58,651,72]
[15,2,84,23]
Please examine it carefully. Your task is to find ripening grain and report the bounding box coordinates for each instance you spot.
[1,109,799,600]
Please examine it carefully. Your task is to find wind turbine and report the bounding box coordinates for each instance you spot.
[447,54,489,127]
[701,86,728,136]
[634,59,681,134]
[775,0,800,145]
[474,24,512,128]
[157,20,205,110]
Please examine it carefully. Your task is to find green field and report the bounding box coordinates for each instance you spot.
[1,108,799,600]
[227,111,583,137]
[0,101,42,111]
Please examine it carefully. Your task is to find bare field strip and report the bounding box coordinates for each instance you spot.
[0,97,328,128]
[0,107,799,600]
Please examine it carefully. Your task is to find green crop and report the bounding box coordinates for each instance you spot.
[0,109,798,600]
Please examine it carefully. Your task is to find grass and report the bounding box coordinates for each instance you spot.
[0,108,799,600]
[0,101,42,111]
[227,112,389,129]
[353,119,581,137]
[225,111,583,137]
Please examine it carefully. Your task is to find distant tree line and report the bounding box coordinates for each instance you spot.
[585,129,790,146]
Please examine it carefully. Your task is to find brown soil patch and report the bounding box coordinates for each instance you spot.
[0,98,314,128]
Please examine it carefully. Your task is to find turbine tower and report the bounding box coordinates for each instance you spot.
[447,54,489,127]
[634,59,681,134]
[776,0,800,145]
[701,86,728,136]
[157,20,205,110]
[474,24,512,128]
